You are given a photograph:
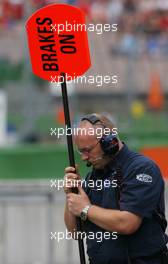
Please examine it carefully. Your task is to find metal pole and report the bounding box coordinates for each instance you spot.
[61,73,86,264]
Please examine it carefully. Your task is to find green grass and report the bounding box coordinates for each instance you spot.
[0,144,90,179]
[3,111,168,179]
[0,137,167,179]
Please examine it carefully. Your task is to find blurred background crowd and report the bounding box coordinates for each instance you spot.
[0,0,167,177]
[0,0,167,175]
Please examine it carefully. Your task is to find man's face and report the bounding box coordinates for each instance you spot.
[74,122,110,169]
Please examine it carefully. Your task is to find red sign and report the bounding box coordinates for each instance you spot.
[25,4,91,82]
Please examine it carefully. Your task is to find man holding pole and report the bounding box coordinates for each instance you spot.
[25,2,168,263]
[64,113,168,264]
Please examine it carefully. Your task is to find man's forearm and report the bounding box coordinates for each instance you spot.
[88,205,141,235]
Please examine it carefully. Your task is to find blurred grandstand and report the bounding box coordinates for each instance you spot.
[0,0,167,177]
[0,1,168,263]
[0,0,168,143]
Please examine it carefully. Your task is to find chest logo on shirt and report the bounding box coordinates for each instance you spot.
[136,173,152,183]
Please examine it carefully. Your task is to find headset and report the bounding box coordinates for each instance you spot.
[81,114,119,156]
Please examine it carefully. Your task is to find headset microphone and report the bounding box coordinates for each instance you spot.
[86,162,92,167]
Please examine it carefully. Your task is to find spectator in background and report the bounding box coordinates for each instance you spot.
[77,0,91,20]
[123,0,136,13]
[1,0,24,27]
[106,0,124,24]
[160,10,168,32]
[143,10,162,35]
[90,0,108,23]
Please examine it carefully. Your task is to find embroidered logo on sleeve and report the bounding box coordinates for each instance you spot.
[136,173,153,183]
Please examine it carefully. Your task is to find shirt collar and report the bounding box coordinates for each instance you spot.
[103,142,131,171]
[114,142,130,166]
[93,143,130,178]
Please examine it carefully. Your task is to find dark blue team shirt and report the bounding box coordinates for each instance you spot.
[82,144,168,264]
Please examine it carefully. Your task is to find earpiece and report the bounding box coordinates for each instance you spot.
[81,114,119,156]
[100,134,119,156]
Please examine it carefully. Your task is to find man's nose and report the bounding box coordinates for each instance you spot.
[81,152,89,161]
